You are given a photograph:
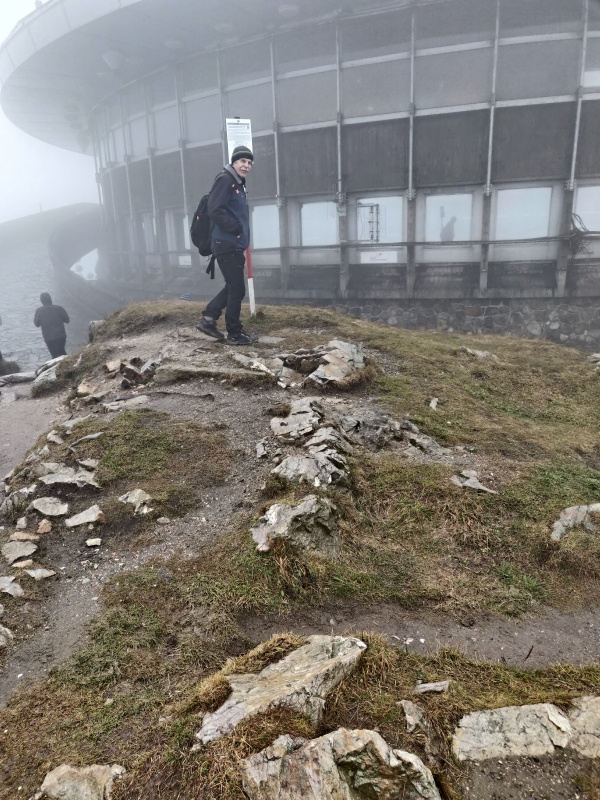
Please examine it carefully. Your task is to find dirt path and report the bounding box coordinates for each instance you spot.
[0,344,599,712]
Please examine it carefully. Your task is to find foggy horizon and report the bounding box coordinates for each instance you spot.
[0,0,98,225]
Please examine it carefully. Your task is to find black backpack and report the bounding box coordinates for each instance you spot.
[191,172,225,278]
[190,193,212,257]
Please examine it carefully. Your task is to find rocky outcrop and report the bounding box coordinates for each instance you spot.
[271,398,324,442]
[251,495,338,557]
[452,698,600,761]
[241,728,441,800]
[234,340,366,388]
[31,763,125,800]
[195,635,366,745]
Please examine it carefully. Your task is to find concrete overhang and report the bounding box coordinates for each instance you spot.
[0,0,394,154]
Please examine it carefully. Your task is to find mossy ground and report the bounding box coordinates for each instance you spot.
[1,302,599,798]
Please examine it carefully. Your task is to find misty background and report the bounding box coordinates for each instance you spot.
[0,0,97,224]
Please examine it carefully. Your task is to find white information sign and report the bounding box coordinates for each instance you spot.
[359,250,398,264]
[225,118,253,161]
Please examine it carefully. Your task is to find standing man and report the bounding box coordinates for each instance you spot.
[33,292,70,359]
[196,146,258,345]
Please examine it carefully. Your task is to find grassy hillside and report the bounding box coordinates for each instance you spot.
[1,302,599,799]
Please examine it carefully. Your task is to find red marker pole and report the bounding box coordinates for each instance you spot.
[245,246,256,316]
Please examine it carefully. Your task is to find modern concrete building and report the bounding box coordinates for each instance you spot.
[2,0,600,342]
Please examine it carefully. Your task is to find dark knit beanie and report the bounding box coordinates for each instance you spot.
[231,146,254,164]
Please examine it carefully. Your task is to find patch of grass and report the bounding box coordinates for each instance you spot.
[31,344,113,397]
[92,300,203,342]
[15,409,232,528]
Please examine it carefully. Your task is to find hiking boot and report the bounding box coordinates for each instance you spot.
[225,330,259,345]
[196,316,224,341]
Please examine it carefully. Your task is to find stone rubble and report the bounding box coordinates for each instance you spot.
[450,470,498,495]
[459,346,500,361]
[241,728,441,800]
[251,495,338,557]
[195,635,366,745]
[118,489,153,515]
[234,340,366,388]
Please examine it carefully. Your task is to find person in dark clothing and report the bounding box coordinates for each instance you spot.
[196,145,258,345]
[33,293,70,358]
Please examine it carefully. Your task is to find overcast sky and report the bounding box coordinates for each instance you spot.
[0,0,98,224]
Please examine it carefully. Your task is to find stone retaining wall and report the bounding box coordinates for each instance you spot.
[334,298,600,349]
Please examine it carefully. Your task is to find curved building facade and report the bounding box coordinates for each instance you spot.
[2,0,600,315]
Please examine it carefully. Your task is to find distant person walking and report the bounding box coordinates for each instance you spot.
[33,292,69,359]
[196,145,258,345]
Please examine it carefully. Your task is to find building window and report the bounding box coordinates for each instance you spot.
[252,205,280,249]
[425,194,473,242]
[300,201,338,246]
[584,38,600,89]
[575,186,600,232]
[342,61,410,118]
[185,95,222,142]
[153,106,179,150]
[278,72,337,126]
[221,41,271,86]
[225,84,273,132]
[415,49,493,109]
[277,25,336,73]
[148,70,175,107]
[165,210,188,252]
[341,10,411,61]
[497,41,581,101]
[357,196,404,243]
[495,187,552,240]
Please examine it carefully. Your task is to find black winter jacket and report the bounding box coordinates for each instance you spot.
[34,304,69,341]
[207,165,250,255]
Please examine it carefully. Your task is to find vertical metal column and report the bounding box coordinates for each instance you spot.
[270,38,290,293]
[406,9,417,298]
[217,52,228,165]
[480,0,501,295]
[119,94,135,222]
[557,0,589,296]
[174,65,193,286]
[144,79,158,283]
[336,22,349,300]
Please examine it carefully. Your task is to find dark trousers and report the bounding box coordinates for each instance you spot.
[44,336,67,359]
[203,250,246,337]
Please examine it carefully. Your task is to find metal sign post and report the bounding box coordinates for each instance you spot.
[225,118,256,315]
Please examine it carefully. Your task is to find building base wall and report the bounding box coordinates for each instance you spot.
[333,297,600,349]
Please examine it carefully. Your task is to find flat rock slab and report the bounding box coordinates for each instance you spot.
[29,497,69,517]
[65,505,105,528]
[0,577,24,598]
[39,467,99,489]
[241,728,441,800]
[453,697,600,761]
[271,398,324,443]
[33,763,125,800]
[195,635,366,744]
[2,541,38,565]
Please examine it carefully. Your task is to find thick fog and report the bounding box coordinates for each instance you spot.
[0,0,98,224]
